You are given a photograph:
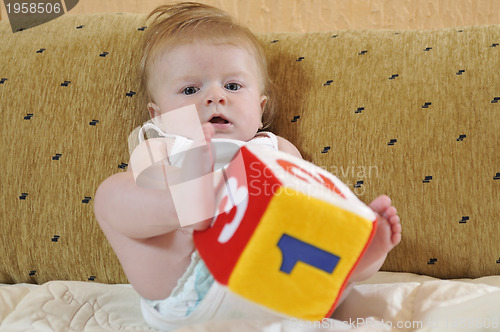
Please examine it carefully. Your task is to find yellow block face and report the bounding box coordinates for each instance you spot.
[228,187,374,321]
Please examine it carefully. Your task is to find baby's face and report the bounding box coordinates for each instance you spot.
[148,41,267,142]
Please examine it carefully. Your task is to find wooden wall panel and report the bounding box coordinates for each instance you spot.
[1,0,500,31]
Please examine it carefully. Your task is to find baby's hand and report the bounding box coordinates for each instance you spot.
[176,123,215,232]
[201,122,215,166]
[176,122,214,178]
[189,123,215,231]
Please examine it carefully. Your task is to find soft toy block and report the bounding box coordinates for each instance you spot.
[194,143,377,321]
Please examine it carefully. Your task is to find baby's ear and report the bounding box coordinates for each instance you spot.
[260,95,268,113]
[147,102,160,118]
[259,96,268,129]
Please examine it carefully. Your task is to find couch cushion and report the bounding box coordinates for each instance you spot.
[0,13,498,283]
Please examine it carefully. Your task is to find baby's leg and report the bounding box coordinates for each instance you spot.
[350,195,401,282]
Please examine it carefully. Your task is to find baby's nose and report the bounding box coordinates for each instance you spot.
[205,89,227,105]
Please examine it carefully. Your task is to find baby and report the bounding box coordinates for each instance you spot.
[94,2,401,330]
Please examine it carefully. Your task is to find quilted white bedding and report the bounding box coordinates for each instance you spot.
[1,272,499,332]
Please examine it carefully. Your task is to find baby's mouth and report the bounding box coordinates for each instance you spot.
[209,116,229,124]
[208,116,232,130]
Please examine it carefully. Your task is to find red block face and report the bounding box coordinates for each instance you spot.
[194,147,279,284]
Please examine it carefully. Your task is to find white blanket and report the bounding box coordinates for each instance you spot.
[1,272,499,331]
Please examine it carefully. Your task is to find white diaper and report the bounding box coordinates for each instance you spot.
[140,251,283,331]
[140,251,214,327]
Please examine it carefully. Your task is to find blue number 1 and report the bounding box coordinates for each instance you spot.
[277,234,340,274]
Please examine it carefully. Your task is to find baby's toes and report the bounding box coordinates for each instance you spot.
[388,213,400,225]
[383,206,397,219]
[392,232,401,246]
[369,195,392,215]
[392,226,402,244]
[391,216,401,230]
[390,218,402,244]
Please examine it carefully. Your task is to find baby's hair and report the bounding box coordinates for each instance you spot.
[139,1,275,128]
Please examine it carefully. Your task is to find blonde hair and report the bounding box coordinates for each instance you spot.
[139,2,275,128]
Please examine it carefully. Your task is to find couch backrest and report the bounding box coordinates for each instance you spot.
[1,14,498,284]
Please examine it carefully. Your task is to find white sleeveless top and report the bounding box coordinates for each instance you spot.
[137,122,279,168]
[249,131,279,150]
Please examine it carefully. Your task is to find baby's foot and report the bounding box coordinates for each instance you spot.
[350,195,401,282]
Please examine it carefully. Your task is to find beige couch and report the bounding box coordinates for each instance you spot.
[1,13,499,331]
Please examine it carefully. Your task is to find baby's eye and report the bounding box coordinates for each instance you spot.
[225,83,241,91]
[182,87,199,95]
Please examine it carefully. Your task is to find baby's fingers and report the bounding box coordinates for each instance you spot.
[202,122,215,143]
